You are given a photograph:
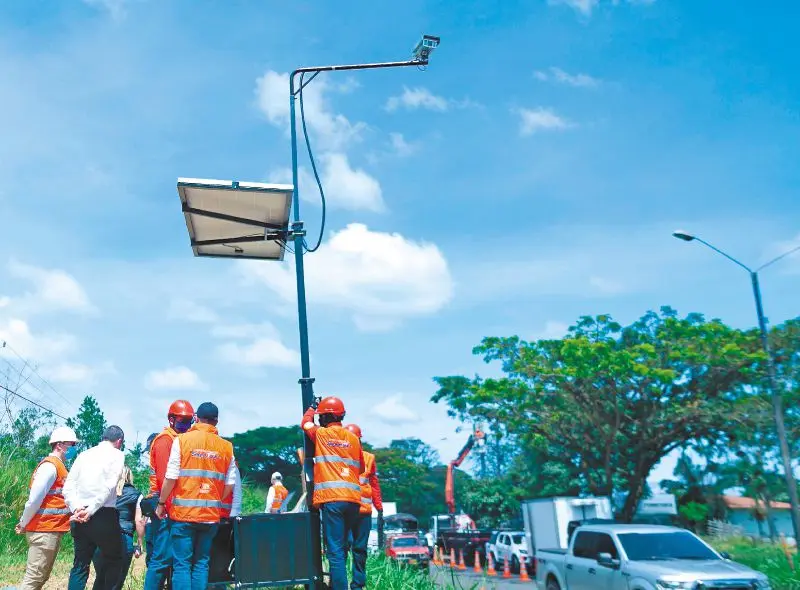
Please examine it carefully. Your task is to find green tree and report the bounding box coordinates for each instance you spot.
[67,396,106,451]
[433,308,762,522]
[389,438,440,468]
[372,445,446,524]
[231,426,303,494]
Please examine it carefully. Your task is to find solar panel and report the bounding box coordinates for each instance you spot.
[177,178,294,261]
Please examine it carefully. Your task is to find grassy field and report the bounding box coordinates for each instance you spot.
[711,537,800,590]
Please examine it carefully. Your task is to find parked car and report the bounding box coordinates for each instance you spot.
[535,523,772,590]
[486,530,530,573]
[385,533,430,570]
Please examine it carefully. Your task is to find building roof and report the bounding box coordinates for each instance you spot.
[723,495,791,511]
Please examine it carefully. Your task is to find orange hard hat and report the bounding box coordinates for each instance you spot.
[168,400,194,419]
[345,424,362,438]
[315,396,345,416]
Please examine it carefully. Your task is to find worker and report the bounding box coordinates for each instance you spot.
[143,400,195,590]
[15,426,78,590]
[301,396,364,590]
[344,423,383,590]
[63,425,126,590]
[155,402,236,590]
[264,472,288,514]
[102,466,146,590]
[141,432,158,567]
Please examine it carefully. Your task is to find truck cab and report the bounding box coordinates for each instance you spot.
[535,524,771,590]
[486,530,530,573]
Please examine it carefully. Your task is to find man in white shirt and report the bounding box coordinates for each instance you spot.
[63,425,126,590]
[15,426,78,590]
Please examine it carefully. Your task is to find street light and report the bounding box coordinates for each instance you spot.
[673,230,800,540]
[177,36,441,587]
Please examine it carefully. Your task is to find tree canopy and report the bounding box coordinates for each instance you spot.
[433,307,764,521]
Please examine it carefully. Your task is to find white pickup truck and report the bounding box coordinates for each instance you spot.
[535,523,771,590]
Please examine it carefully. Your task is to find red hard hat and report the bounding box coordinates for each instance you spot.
[315,396,345,416]
[345,424,362,438]
[168,400,194,419]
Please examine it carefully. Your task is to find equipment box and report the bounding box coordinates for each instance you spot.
[209,511,321,588]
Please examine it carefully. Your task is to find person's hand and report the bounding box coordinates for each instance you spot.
[15,524,24,535]
[70,507,90,523]
[134,545,142,559]
[155,503,166,519]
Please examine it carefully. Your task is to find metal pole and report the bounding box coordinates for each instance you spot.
[750,271,800,541]
[289,72,323,588]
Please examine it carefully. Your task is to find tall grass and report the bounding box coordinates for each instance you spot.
[1,446,44,555]
[711,536,800,590]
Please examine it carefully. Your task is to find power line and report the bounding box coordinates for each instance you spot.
[0,383,68,421]
[0,356,69,413]
[1,340,75,409]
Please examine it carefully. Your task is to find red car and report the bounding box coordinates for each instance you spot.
[385,534,430,569]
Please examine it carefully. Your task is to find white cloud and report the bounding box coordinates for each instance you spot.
[210,322,281,340]
[530,321,570,342]
[385,87,449,112]
[144,366,207,391]
[370,394,419,425]
[43,361,115,385]
[389,133,417,157]
[534,67,600,88]
[8,260,95,315]
[167,299,219,324]
[549,0,655,15]
[516,107,573,135]
[0,318,77,363]
[238,223,454,331]
[272,151,384,213]
[216,338,300,368]
[82,0,128,20]
[255,70,365,151]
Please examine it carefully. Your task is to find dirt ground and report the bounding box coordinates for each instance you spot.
[0,554,146,590]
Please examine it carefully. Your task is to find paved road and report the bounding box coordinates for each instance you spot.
[430,564,536,589]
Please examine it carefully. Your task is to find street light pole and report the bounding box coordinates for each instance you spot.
[673,231,800,540]
[288,52,434,512]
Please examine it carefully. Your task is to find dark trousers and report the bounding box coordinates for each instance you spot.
[94,531,134,590]
[350,514,372,590]
[321,502,360,590]
[67,507,123,590]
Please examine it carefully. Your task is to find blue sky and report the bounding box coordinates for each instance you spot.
[1,0,799,490]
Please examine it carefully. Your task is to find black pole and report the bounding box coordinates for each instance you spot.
[751,270,800,541]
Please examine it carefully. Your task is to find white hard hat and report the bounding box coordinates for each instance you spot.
[49,426,78,445]
[271,471,282,481]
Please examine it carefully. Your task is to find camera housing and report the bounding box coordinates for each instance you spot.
[413,35,440,62]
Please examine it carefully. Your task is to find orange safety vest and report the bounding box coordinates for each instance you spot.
[149,427,178,495]
[270,483,289,512]
[312,425,362,506]
[169,423,234,524]
[358,451,376,516]
[26,456,70,533]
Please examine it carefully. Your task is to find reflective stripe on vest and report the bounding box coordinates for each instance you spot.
[270,484,288,512]
[169,423,233,524]
[358,451,376,515]
[26,456,70,533]
[312,425,362,506]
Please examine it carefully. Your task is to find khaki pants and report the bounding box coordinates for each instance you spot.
[19,531,64,590]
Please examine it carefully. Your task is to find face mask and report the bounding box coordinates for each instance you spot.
[174,418,193,433]
[64,446,78,462]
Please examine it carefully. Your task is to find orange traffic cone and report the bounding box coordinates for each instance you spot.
[487,553,497,576]
[458,549,467,570]
[450,548,456,569]
[502,557,511,578]
[432,546,440,566]
[519,560,531,582]
[474,549,482,573]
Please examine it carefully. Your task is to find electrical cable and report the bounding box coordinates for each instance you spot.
[298,71,326,253]
[0,383,68,421]
[1,340,74,409]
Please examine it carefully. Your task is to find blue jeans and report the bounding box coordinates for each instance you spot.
[143,517,172,590]
[350,514,372,589]
[321,502,360,590]
[170,521,218,590]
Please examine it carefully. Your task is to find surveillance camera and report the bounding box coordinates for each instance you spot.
[413,34,440,62]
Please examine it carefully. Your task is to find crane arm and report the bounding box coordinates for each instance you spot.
[445,429,485,516]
